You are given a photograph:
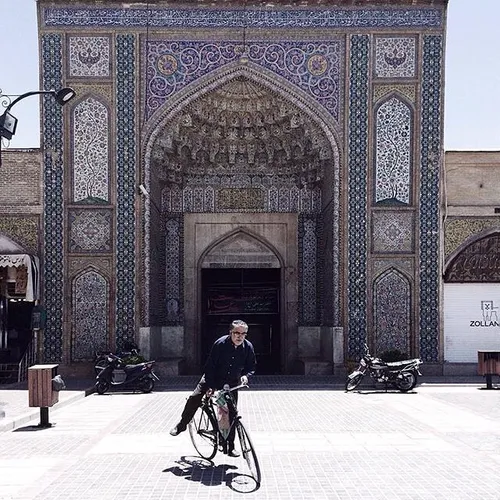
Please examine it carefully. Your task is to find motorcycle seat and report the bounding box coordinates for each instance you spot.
[124,364,142,370]
[385,359,418,367]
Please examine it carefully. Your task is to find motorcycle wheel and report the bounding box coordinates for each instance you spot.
[395,371,417,392]
[139,376,154,393]
[96,380,110,395]
[345,373,363,391]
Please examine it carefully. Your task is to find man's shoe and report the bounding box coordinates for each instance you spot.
[169,424,186,436]
[227,448,240,458]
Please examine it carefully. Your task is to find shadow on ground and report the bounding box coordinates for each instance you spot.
[163,455,259,493]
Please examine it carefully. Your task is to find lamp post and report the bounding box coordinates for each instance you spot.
[0,87,76,166]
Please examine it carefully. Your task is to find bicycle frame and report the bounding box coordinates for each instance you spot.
[203,383,245,448]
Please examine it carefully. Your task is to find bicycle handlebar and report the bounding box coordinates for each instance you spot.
[224,383,249,392]
[209,383,249,402]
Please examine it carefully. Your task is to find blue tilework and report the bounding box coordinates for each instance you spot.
[42,34,65,362]
[298,214,320,325]
[146,40,342,121]
[115,35,137,348]
[419,35,443,362]
[44,7,443,29]
[347,35,369,360]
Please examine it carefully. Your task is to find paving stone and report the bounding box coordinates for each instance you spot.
[1,380,500,499]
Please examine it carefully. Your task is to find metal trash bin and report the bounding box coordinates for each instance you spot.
[28,364,59,427]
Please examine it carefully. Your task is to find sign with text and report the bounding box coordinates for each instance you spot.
[444,283,500,363]
[207,287,279,315]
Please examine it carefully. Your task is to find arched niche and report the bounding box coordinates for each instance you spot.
[71,268,110,362]
[373,267,412,356]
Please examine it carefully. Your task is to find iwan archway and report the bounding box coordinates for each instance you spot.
[141,62,341,374]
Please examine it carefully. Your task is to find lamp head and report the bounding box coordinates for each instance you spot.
[54,87,76,106]
[0,111,18,140]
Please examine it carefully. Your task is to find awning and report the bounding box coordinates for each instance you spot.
[0,254,40,302]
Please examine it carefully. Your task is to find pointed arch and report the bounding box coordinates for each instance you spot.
[373,267,412,355]
[71,93,111,204]
[374,92,414,206]
[141,61,341,206]
[140,61,342,328]
[445,231,500,282]
[199,227,284,269]
[143,61,341,160]
[71,267,110,361]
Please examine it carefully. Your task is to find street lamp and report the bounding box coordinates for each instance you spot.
[0,87,76,165]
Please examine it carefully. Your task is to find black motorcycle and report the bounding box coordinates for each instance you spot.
[345,344,423,393]
[95,353,159,394]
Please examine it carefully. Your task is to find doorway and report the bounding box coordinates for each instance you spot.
[201,268,281,375]
[0,298,34,362]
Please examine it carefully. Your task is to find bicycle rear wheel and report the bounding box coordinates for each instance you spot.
[236,421,261,485]
[188,406,218,460]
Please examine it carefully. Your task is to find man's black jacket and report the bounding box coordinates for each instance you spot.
[204,335,256,388]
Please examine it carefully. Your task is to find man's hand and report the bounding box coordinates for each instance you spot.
[240,375,248,385]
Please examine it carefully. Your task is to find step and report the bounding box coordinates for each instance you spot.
[153,358,184,377]
[0,364,18,384]
[295,358,333,376]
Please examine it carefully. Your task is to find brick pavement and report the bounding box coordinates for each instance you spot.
[0,375,499,499]
[1,373,492,433]
[0,378,95,433]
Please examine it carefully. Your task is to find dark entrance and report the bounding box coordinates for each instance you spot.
[0,297,34,363]
[201,268,281,375]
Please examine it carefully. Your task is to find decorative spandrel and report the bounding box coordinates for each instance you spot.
[445,233,500,282]
[146,40,342,121]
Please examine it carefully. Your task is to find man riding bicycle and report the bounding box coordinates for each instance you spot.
[170,319,256,457]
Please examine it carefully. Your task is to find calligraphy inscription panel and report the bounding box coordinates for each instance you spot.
[217,188,265,211]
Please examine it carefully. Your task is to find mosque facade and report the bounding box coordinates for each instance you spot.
[1,0,452,376]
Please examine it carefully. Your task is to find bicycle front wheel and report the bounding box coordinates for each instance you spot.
[188,406,218,460]
[236,421,261,485]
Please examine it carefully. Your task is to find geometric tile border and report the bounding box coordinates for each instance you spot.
[347,35,369,360]
[42,33,65,362]
[115,34,137,348]
[418,35,443,362]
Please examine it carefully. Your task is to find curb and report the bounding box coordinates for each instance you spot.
[0,385,95,433]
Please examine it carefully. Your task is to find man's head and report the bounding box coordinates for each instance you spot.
[229,319,248,346]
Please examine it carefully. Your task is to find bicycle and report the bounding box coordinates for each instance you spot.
[188,383,261,485]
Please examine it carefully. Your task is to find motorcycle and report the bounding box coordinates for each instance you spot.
[95,353,159,395]
[94,341,145,375]
[345,343,423,393]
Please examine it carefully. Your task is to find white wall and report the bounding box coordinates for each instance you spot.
[444,283,500,362]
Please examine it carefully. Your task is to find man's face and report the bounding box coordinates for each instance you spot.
[230,326,247,346]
